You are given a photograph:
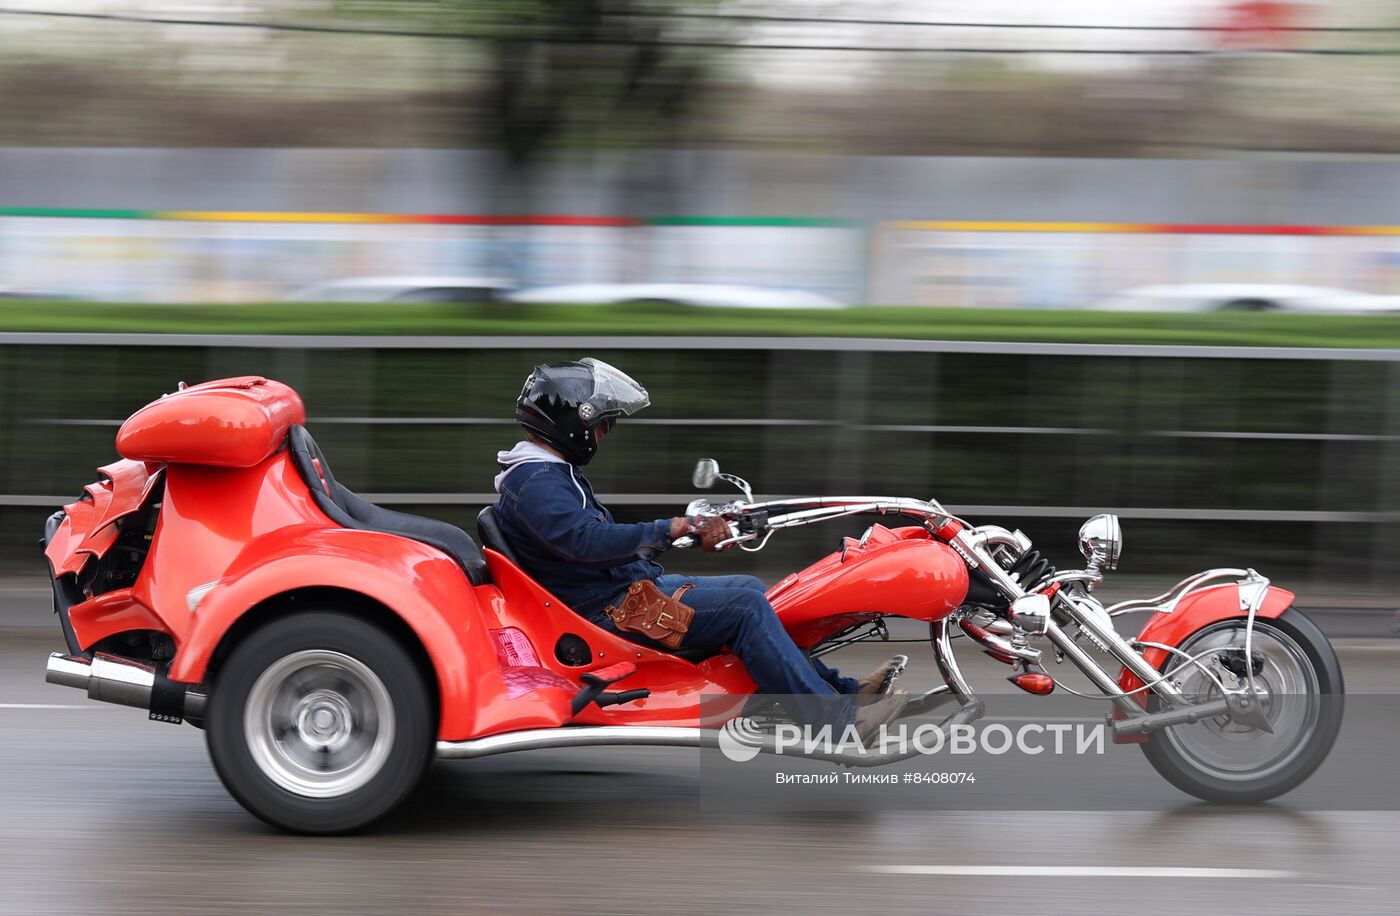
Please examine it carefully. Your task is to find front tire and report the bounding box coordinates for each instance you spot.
[206,612,434,834]
[1140,607,1343,804]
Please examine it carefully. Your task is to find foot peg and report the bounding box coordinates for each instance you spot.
[877,654,908,696]
[570,662,650,715]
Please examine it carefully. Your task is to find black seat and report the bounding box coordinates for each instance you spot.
[287,425,489,586]
[476,506,524,568]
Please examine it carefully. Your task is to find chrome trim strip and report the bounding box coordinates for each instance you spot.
[437,701,987,768]
[436,726,708,759]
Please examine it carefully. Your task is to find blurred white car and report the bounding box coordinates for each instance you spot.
[0,287,79,300]
[507,283,848,309]
[287,277,512,303]
[1092,284,1400,314]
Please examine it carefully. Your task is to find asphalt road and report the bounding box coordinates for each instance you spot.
[3,597,1399,915]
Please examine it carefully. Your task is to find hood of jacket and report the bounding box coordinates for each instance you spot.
[494,440,569,492]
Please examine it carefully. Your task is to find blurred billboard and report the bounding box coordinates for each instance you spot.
[4,151,1400,304]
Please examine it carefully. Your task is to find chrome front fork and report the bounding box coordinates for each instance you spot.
[1050,593,1189,708]
[931,617,975,703]
[934,591,1192,713]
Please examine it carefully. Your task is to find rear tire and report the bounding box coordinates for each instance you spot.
[1140,608,1343,804]
[206,611,434,834]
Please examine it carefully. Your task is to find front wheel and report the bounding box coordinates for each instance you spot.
[1140,607,1343,804]
[206,612,435,834]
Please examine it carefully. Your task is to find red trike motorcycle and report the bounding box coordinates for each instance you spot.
[41,377,1343,833]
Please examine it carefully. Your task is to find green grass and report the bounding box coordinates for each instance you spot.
[6,300,1400,347]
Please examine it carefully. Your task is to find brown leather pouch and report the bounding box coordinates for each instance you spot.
[606,579,696,650]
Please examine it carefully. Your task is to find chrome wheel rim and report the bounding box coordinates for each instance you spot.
[244,649,395,798]
[1162,620,1319,782]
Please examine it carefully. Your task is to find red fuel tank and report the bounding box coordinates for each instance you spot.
[768,524,969,648]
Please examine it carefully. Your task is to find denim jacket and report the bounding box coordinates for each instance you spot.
[493,444,673,621]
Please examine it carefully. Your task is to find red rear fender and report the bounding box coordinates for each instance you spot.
[167,527,499,740]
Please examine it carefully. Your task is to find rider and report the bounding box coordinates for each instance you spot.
[491,358,909,740]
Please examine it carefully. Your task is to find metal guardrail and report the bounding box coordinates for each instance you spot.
[5,332,1400,361]
[6,335,1400,546]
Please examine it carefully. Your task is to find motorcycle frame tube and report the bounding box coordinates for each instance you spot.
[1043,619,1155,716]
[1053,591,1188,705]
[931,617,974,703]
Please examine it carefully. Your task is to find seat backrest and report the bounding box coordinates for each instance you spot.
[287,425,489,585]
[477,505,524,568]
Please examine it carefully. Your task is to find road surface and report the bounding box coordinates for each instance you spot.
[1,590,1397,915]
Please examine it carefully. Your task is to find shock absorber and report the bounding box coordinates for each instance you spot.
[1007,548,1056,593]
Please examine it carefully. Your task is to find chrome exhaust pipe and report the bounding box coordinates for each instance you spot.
[45,652,206,720]
[45,654,92,691]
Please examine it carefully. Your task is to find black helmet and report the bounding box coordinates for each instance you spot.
[515,357,650,465]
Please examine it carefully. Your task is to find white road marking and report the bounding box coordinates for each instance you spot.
[866,865,1295,879]
[982,716,1103,724]
[0,703,104,710]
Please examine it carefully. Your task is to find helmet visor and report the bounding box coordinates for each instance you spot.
[579,357,650,419]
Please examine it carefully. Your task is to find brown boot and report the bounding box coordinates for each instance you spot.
[855,689,911,746]
[857,655,909,700]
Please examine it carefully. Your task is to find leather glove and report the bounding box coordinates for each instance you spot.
[670,515,731,552]
[690,516,731,552]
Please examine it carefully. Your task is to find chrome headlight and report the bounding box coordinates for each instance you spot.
[1078,514,1122,571]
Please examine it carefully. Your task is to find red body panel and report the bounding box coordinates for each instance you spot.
[479,551,754,732]
[44,460,161,576]
[68,588,167,648]
[770,524,969,646]
[116,376,305,468]
[1118,582,1296,695]
[172,527,496,740]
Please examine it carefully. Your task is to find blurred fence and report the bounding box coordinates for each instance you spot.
[3,334,1399,591]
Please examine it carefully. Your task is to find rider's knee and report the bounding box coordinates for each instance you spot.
[734,575,766,593]
[731,590,777,624]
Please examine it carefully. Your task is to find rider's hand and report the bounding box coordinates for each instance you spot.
[692,516,730,552]
[669,516,731,552]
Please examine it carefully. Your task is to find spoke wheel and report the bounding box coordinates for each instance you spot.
[1140,608,1343,804]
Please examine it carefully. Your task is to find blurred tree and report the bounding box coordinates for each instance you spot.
[334,1,717,169]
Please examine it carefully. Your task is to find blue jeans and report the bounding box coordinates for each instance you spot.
[598,573,858,729]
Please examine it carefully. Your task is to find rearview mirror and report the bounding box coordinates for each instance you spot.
[692,458,719,489]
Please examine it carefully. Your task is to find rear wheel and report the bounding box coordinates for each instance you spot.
[1140,608,1343,803]
[206,612,434,834]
